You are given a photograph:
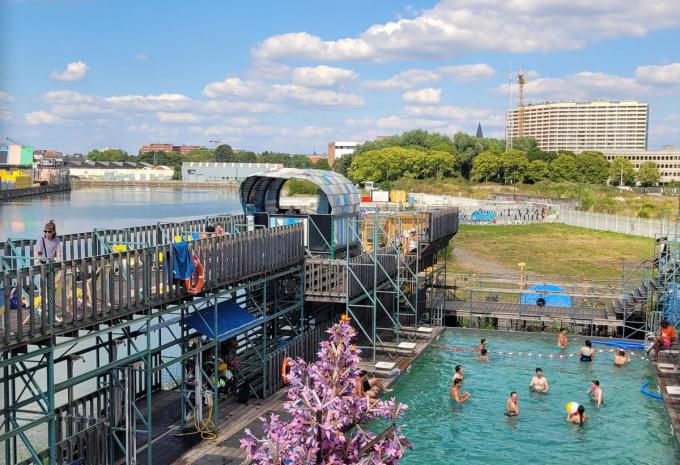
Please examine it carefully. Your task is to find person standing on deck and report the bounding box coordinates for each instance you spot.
[34,220,61,262]
[557,329,568,349]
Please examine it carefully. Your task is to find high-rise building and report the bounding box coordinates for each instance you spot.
[506,99,648,152]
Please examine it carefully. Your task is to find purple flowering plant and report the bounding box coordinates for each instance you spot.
[241,315,412,464]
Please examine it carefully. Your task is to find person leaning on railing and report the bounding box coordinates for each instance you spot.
[27,220,63,324]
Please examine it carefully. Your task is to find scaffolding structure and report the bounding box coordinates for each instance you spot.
[652,212,680,333]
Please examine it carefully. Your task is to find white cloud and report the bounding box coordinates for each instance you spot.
[438,63,495,83]
[247,59,292,80]
[291,65,357,87]
[0,110,12,122]
[489,71,649,100]
[364,69,440,90]
[203,77,364,107]
[0,91,13,104]
[45,90,195,113]
[200,100,276,114]
[135,52,149,60]
[402,88,442,104]
[50,61,89,81]
[636,62,680,85]
[404,104,495,121]
[25,111,64,125]
[252,0,680,62]
[156,112,203,123]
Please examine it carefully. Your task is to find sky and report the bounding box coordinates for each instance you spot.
[0,0,679,155]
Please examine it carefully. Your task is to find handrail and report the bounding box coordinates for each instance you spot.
[0,223,304,350]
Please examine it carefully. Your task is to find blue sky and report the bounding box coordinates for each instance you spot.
[0,0,679,154]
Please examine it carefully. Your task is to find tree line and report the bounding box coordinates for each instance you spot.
[341,130,661,187]
[86,145,330,180]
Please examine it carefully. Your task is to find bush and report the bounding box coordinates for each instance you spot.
[285,179,318,196]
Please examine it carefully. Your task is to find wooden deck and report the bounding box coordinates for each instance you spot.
[653,350,680,446]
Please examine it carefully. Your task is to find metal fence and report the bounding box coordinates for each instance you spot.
[559,210,663,238]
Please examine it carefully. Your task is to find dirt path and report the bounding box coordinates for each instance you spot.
[451,246,518,275]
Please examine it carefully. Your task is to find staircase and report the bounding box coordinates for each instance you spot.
[607,276,659,320]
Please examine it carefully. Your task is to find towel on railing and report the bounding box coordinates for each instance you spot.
[172,241,195,280]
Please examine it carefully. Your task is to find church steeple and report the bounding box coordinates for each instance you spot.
[475,122,484,138]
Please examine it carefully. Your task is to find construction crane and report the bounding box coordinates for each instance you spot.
[517,68,527,138]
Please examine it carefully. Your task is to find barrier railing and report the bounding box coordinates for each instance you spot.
[0,223,304,349]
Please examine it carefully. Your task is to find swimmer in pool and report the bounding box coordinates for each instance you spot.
[506,391,519,416]
[475,338,487,352]
[452,365,464,384]
[557,329,568,349]
[567,405,589,424]
[589,380,604,407]
[580,340,595,362]
[614,349,631,366]
[529,367,549,393]
[479,348,489,362]
[450,378,470,403]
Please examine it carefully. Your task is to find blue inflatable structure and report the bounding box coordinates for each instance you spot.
[592,340,645,350]
[520,284,573,308]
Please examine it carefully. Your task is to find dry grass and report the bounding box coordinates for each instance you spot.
[449,223,654,278]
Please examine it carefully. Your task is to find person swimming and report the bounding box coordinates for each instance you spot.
[479,348,489,362]
[589,380,604,407]
[529,368,549,393]
[506,391,519,416]
[450,378,470,403]
[475,338,487,352]
[567,405,589,424]
[557,329,568,349]
[614,349,631,366]
[452,365,464,384]
[580,340,595,362]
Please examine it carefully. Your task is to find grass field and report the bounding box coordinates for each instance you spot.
[449,223,654,278]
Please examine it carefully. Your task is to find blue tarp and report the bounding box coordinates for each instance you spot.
[520,284,573,308]
[184,301,262,341]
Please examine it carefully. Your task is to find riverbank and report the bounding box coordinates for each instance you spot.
[0,183,71,201]
[72,179,238,188]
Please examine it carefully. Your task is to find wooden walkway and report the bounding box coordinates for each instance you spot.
[653,350,680,446]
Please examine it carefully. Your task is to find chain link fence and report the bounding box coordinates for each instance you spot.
[559,209,663,238]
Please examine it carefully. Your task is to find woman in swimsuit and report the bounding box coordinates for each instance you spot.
[580,340,595,362]
[567,405,589,424]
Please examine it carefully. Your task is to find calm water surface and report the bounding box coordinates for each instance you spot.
[385,329,680,465]
[0,185,241,238]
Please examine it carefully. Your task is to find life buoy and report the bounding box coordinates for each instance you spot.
[282,357,291,384]
[184,256,205,294]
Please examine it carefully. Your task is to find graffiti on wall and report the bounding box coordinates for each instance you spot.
[459,204,560,225]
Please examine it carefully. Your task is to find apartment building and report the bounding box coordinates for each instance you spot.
[139,144,208,155]
[506,99,648,152]
[328,141,363,166]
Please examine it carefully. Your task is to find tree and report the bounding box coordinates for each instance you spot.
[333,154,353,177]
[511,137,553,162]
[291,155,313,169]
[215,144,233,162]
[348,147,456,183]
[241,316,411,465]
[500,149,530,183]
[314,158,330,170]
[87,149,129,162]
[609,157,636,186]
[232,151,258,162]
[549,154,577,181]
[526,160,550,183]
[574,151,610,184]
[637,161,661,186]
[470,150,502,182]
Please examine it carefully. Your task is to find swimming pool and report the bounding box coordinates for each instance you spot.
[388,329,680,465]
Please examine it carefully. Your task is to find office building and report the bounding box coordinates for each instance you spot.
[602,146,680,183]
[328,141,362,166]
[506,99,648,152]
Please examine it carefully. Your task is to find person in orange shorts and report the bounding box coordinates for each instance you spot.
[649,320,677,361]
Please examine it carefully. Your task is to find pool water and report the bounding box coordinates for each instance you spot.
[387,329,680,465]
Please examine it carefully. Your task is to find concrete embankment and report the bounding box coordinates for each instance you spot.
[72,179,238,188]
[0,184,71,201]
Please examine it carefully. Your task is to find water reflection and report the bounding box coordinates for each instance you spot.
[0,185,242,238]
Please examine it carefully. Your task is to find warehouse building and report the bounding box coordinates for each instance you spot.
[65,159,174,181]
[181,162,283,182]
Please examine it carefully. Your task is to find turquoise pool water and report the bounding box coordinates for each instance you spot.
[389,329,680,465]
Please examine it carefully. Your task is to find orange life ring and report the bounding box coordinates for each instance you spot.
[282,357,291,384]
[184,256,205,295]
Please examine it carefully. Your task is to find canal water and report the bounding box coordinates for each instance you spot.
[0,185,242,239]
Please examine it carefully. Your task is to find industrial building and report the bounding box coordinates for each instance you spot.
[602,146,680,183]
[181,162,283,182]
[0,143,34,167]
[506,99,649,152]
[140,144,208,155]
[65,159,174,181]
[328,141,362,166]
